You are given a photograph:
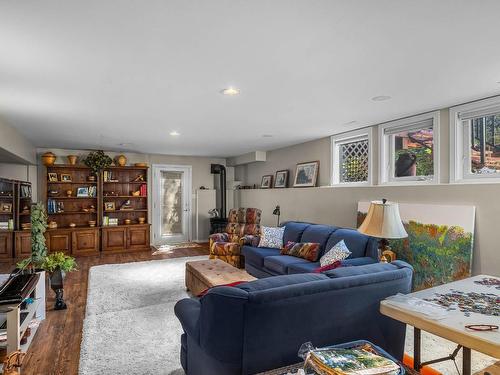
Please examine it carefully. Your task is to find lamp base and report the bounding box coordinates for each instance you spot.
[379,238,396,263]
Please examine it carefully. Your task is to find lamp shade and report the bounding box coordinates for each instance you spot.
[358,200,408,239]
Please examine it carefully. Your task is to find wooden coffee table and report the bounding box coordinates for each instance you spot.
[185,259,256,296]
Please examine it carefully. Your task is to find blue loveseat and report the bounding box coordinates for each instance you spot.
[175,261,413,375]
[242,221,379,277]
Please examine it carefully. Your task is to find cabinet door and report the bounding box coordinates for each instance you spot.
[127,225,150,250]
[0,232,13,259]
[14,231,31,258]
[72,229,99,256]
[102,227,127,252]
[45,230,72,254]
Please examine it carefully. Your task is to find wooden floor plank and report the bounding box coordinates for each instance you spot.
[0,246,209,374]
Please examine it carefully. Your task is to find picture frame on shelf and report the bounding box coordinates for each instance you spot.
[293,161,319,187]
[0,203,12,213]
[60,174,72,182]
[104,202,116,211]
[48,173,58,182]
[274,170,289,188]
[260,175,273,189]
[76,187,89,197]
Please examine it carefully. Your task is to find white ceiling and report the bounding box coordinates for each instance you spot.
[1,0,500,157]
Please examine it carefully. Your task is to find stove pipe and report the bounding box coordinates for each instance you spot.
[210,164,226,219]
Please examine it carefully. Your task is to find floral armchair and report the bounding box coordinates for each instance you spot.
[209,208,262,268]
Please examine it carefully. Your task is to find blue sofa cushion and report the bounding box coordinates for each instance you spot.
[237,273,328,292]
[300,224,338,255]
[342,257,377,267]
[325,262,400,278]
[325,228,371,259]
[263,255,310,274]
[242,246,280,267]
[283,222,311,243]
[287,261,320,274]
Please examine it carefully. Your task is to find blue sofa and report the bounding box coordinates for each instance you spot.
[175,261,413,375]
[242,221,379,278]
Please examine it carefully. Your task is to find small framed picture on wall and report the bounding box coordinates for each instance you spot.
[274,170,289,188]
[260,175,273,189]
[293,161,319,187]
[48,173,58,182]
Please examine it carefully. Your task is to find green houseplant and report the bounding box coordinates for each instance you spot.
[83,150,112,175]
[18,203,77,310]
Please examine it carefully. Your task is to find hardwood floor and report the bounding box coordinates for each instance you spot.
[0,246,209,375]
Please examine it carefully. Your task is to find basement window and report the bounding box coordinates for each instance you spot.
[331,129,372,185]
[379,111,440,184]
[450,96,500,182]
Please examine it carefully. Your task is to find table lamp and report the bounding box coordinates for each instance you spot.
[272,205,281,226]
[357,199,407,262]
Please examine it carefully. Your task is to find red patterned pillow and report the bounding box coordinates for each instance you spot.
[280,241,296,255]
[314,260,342,273]
[287,242,320,262]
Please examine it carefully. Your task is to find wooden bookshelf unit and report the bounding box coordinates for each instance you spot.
[44,164,150,255]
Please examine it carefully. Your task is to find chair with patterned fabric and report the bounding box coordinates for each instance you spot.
[209,208,262,268]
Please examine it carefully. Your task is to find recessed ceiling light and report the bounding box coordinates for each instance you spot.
[371,95,392,102]
[170,131,180,136]
[220,87,240,96]
[262,134,273,138]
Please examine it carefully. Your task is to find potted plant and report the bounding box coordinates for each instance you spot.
[18,203,77,310]
[83,150,112,175]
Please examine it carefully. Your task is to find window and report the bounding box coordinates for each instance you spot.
[379,111,440,184]
[331,129,372,185]
[450,96,500,182]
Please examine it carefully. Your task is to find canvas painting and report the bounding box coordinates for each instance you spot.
[293,161,319,187]
[357,202,475,290]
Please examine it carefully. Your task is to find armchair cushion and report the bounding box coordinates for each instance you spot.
[209,232,229,243]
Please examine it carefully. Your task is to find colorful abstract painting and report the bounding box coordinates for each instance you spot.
[357,202,475,290]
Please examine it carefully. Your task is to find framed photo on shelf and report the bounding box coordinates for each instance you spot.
[48,173,58,182]
[274,170,289,188]
[76,187,89,197]
[293,161,319,187]
[60,174,72,182]
[0,203,12,213]
[261,175,273,189]
[104,202,116,211]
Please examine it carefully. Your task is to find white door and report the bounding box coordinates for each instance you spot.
[152,165,192,244]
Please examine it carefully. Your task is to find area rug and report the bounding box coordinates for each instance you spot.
[79,256,207,375]
[152,242,206,255]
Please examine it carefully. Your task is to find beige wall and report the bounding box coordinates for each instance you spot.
[0,117,36,164]
[235,108,499,276]
[37,148,224,242]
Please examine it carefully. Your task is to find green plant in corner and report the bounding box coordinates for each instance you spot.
[83,150,112,175]
[41,252,77,273]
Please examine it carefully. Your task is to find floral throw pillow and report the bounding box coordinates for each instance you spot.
[286,242,321,262]
[258,226,285,249]
[320,240,351,267]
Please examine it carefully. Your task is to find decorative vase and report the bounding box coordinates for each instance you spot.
[116,154,127,166]
[67,155,78,165]
[49,268,67,310]
[41,152,56,166]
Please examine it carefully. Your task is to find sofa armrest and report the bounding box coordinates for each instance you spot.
[209,233,229,243]
[239,234,260,247]
[174,298,201,343]
[342,257,377,267]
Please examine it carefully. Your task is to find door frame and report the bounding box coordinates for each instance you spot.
[152,164,193,245]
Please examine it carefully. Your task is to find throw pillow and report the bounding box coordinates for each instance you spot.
[258,226,285,249]
[320,239,351,267]
[287,242,320,262]
[314,260,342,273]
[280,240,296,255]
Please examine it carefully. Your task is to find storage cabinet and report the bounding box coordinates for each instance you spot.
[45,230,72,255]
[0,231,13,259]
[102,224,150,252]
[72,229,99,256]
[14,230,31,258]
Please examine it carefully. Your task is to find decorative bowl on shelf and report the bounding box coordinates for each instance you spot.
[49,190,59,197]
[67,155,78,165]
[66,190,73,197]
[124,219,132,225]
[48,221,58,229]
[69,223,76,228]
[88,220,96,227]
[116,154,127,166]
[131,191,141,196]
[41,152,57,166]
[134,163,147,167]
[138,217,146,224]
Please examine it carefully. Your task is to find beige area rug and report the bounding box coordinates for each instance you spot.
[152,242,207,255]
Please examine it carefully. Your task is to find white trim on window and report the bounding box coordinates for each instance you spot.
[378,111,440,185]
[450,96,500,183]
[330,128,373,186]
